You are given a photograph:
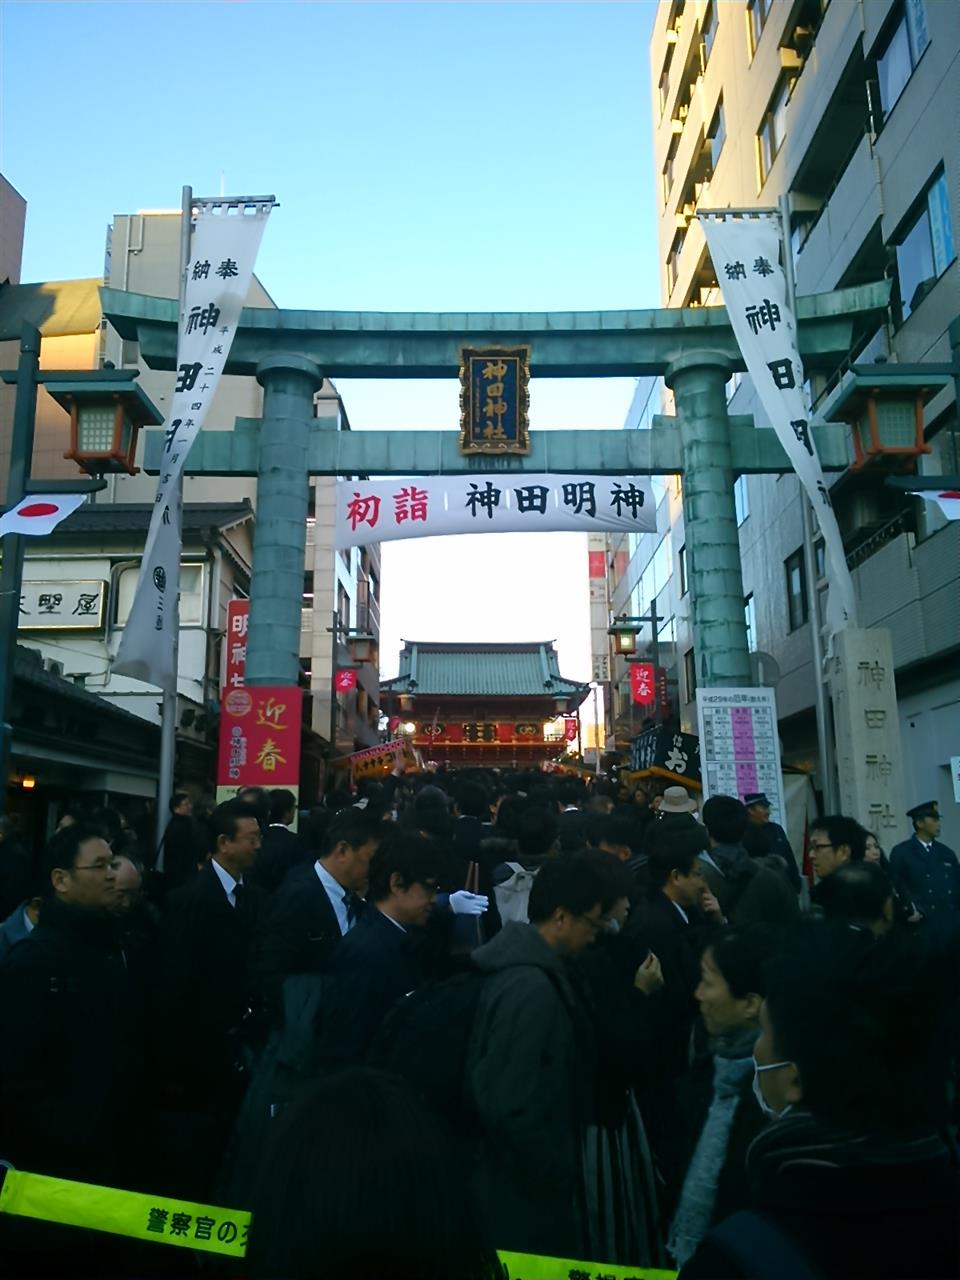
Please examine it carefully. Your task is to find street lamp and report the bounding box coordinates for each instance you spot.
[0,326,162,815]
[47,366,162,475]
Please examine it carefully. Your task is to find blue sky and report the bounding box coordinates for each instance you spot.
[2,0,660,680]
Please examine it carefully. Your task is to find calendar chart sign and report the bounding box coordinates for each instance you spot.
[696,687,785,827]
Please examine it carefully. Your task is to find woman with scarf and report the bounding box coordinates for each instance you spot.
[667,925,778,1268]
[680,923,960,1279]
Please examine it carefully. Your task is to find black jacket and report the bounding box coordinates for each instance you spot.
[0,898,145,1184]
[250,824,308,894]
[252,860,349,1018]
[682,1116,960,1279]
[158,861,265,1099]
[315,908,424,1068]
[158,814,204,892]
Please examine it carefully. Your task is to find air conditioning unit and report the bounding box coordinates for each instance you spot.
[43,658,65,678]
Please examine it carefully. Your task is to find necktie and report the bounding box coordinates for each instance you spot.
[233,882,246,912]
[344,891,360,928]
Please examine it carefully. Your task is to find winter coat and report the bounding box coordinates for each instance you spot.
[467,922,595,1257]
[681,1113,960,1279]
[0,897,145,1184]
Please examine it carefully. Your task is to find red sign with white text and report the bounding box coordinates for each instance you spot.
[223,600,249,690]
[217,685,302,788]
[334,668,358,693]
[630,662,656,705]
[564,717,578,742]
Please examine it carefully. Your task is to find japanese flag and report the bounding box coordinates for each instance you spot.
[0,493,87,539]
[911,490,960,521]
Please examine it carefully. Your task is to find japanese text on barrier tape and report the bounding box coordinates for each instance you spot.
[499,1251,677,1280]
[0,1170,250,1258]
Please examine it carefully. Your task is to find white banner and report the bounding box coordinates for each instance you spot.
[335,473,657,548]
[912,488,960,521]
[113,199,273,688]
[699,215,856,638]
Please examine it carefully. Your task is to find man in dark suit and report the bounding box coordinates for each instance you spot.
[252,807,384,1019]
[158,800,265,1189]
[624,826,721,1210]
[250,788,307,893]
[156,790,205,896]
[890,800,960,918]
[314,830,445,1068]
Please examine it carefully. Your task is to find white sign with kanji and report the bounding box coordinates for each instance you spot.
[696,686,786,827]
[19,580,107,631]
[336,473,656,548]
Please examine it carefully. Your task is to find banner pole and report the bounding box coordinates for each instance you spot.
[778,193,838,813]
[154,186,191,861]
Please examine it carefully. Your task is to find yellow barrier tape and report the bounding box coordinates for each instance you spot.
[499,1253,677,1280]
[0,1169,679,1276]
[0,1169,250,1258]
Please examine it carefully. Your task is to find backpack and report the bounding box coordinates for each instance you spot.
[366,967,487,1123]
[493,862,538,924]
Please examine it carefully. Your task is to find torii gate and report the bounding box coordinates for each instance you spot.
[102,282,889,695]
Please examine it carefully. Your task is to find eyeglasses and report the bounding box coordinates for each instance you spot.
[810,841,834,852]
[72,859,119,874]
[574,913,604,934]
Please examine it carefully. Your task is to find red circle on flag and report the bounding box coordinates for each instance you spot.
[17,503,59,518]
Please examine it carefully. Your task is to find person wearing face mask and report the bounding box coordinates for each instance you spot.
[680,924,960,1279]
[668,926,779,1269]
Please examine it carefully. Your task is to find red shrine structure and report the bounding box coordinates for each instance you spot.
[380,640,589,769]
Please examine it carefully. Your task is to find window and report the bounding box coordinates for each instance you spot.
[701,1,717,62]
[757,79,790,184]
[746,0,769,57]
[666,228,686,296]
[302,571,314,607]
[734,475,750,525]
[679,544,688,596]
[683,647,697,702]
[895,170,956,322]
[784,548,808,631]
[876,0,929,120]
[116,562,203,626]
[659,67,671,118]
[744,594,757,653]
[708,98,726,170]
[814,538,826,578]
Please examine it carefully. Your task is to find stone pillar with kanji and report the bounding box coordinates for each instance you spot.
[830,628,907,845]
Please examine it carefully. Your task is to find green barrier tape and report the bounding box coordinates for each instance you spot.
[0,1169,679,1277]
[499,1251,677,1280]
[0,1169,250,1258]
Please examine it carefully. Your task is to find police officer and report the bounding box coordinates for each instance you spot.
[889,801,960,918]
[743,792,801,892]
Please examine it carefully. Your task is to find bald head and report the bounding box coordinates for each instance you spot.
[112,856,143,915]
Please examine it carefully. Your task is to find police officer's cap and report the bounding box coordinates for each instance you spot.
[906,800,939,821]
[744,792,770,808]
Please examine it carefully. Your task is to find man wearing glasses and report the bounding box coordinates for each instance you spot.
[0,824,142,1193]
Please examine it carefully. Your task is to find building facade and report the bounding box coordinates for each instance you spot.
[611,0,959,847]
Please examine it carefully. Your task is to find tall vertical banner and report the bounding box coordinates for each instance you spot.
[113,199,273,688]
[699,215,856,639]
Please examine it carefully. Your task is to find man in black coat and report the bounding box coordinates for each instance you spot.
[0,825,144,1186]
[252,807,384,1020]
[744,793,801,892]
[156,790,204,896]
[158,800,265,1171]
[890,800,960,918]
[313,831,445,1068]
[249,788,308,893]
[624,826,721,1206]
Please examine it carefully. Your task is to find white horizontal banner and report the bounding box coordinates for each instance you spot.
[336,473,656,548]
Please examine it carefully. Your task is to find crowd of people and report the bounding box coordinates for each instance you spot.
[0,772,958,1279]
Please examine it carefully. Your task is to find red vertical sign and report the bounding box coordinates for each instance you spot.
[223,599,249,690]
[630,662,656,705]
[217,686,302,789]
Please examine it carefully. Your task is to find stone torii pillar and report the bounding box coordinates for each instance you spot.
[667,352,751,687]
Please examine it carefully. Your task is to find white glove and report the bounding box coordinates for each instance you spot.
[449,890,489,916]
